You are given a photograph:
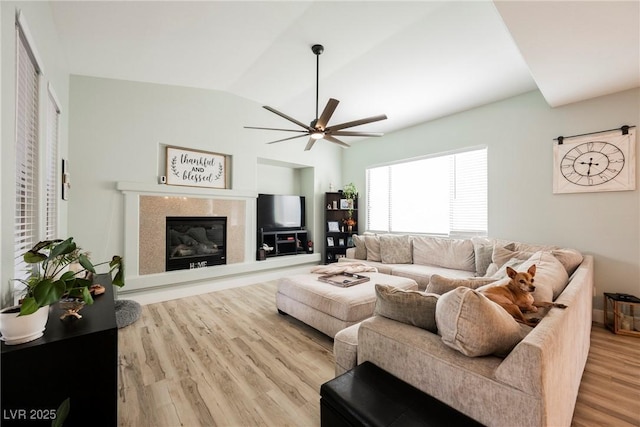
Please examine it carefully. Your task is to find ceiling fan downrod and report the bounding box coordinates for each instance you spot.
[311,44,324,124]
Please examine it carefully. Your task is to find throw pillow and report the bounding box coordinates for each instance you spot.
[436,287,531,357]
[352,234,367,260]
[471,237,494,276]
[412,236,475,271]
[374,284,439,332]
[380,235,412,264]
[551,248,583,276]
[517,251,569,301]
[365,235,382,262]
[426,275,498,295]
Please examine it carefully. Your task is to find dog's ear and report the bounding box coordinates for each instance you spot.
[527,264,537,277]
[506,266,517,278]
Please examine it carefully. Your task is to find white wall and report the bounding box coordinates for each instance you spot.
[67,75,341,270]
[0,2,69,306]
[343,89,640,309]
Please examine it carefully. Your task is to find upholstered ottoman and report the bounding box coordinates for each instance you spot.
[276,272,418,338]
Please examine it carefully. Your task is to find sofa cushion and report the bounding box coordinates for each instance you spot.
[426,275,498,295]
[391,264,475,292]
[412,236,475,272]
[551,248,584,276]
[352,235,367,260]
[518,251,569,301]
[484,244,534,276]
[436,287,531,357]
[365,235,382,262]
[380,235,412,264]
[471,237,494,276]
[374,284,438,332]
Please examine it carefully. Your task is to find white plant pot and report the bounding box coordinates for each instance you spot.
[0,305,49,345]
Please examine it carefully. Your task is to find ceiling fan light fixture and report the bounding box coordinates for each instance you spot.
[245,43,387,150]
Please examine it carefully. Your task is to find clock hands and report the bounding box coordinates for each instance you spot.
[579,157,599,176]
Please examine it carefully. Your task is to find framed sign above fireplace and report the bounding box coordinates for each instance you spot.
[166,146,229,189]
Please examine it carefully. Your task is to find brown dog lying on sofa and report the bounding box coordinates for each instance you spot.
[479,265,567,327]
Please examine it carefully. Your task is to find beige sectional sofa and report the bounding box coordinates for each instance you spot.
[334,234,593,427]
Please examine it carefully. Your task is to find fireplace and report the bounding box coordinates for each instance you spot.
[166,216,227,271]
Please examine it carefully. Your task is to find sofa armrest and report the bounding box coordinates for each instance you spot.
[495,255,593,425]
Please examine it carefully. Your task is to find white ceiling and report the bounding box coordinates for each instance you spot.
[49,1,640,135]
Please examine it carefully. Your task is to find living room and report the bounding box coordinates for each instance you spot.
[1,1,639,426]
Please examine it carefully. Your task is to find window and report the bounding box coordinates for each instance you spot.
[45,86,60,240]
[366,147,487,237]
[14,20,41,280]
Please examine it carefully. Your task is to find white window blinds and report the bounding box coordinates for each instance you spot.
[45,86,60,240]
[366,147,487,237]
[14,25,41,280]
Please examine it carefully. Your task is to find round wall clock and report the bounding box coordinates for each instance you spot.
[553,128,636,194]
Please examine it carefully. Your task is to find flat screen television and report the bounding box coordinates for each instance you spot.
[257,194,306,231]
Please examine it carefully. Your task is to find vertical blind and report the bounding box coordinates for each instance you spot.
[366,147,487,237]
[45,88,60,240]
[14,26,41,280]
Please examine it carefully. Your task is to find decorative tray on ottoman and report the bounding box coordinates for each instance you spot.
[318,273,370,288]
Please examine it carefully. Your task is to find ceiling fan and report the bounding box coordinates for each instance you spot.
[245,44,387,151]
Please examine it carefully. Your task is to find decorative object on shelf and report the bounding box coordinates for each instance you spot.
[165,146,229,189]
[307,240,314,253]
[332,200,338,209]
[59,297,86,320]
[0,238,125,345]
[340,199,354,210]
[343,217,356,233]
[328,221,341,232]
[347,236,354,247]
[329,183,335,192]
[244,44,387,151]
[553,125,636,194]
[327,237,335,247]
[342,182,358,200]
[339,238,345,246]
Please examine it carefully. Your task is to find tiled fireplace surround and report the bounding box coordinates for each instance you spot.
[118,182,320,296]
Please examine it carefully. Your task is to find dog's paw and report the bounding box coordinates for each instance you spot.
[528,317,541,324]
[554,303,568,309]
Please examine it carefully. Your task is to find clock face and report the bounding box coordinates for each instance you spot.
[553,128,636,194]
[560,141,625,186]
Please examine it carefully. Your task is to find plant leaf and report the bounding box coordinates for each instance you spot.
[112,264,125,287]
[52,397,70,427]
[81,286,94,305]
[78,253,96,273]
[49,238,76,259]
[33,279,65,307]
[19,296,40,316]
[24,250,48,264]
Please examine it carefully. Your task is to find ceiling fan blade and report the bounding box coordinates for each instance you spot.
[266,134,310,145]
[324,134,350,148]
[244,126,308,133]
[315,98,339,130]
[326,114,388,132]
[304,138,317,151]
[331,131,384,137]
[263,106,313,131]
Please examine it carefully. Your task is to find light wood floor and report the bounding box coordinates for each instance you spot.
[118,281,640,427]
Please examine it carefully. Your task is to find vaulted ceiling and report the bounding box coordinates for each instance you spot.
[50,1,640,135]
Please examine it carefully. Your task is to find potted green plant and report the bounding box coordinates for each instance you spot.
[342,183,358,219]
[0,238,124,344]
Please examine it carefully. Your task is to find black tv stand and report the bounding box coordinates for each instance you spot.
[259,228,309,257]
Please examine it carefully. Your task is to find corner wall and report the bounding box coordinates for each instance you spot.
[343,89,640,310]
[68,75,341,290]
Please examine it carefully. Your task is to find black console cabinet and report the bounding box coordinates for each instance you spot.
[1,275,117,427]
[259,229,309,257]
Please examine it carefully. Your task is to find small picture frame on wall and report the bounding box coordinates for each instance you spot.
[327,237,335,247]
[327,221,340,232]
